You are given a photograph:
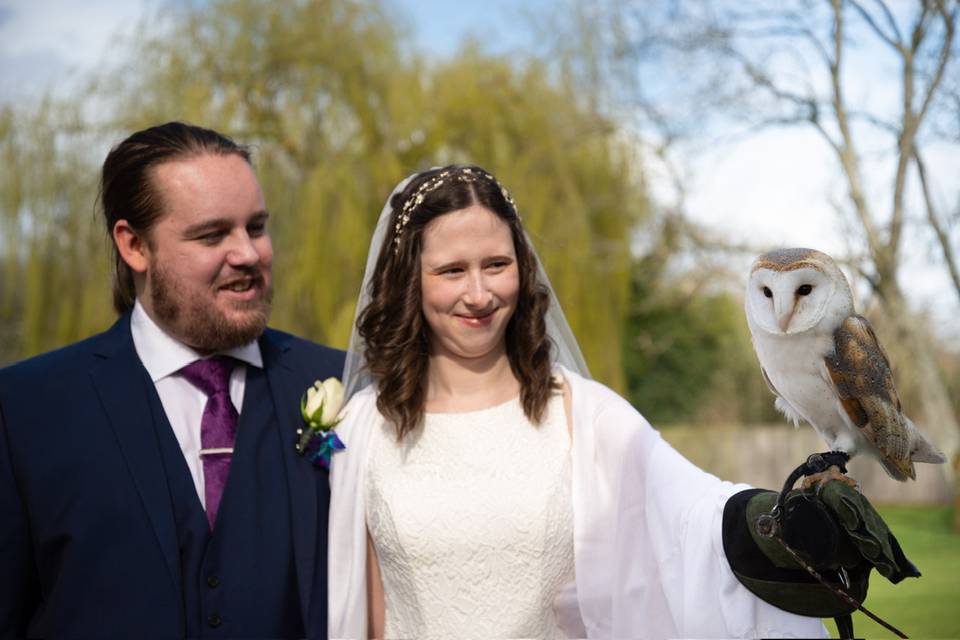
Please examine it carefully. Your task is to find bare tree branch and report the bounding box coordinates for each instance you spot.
[828,0,885,264]
[917,4,958,126]
[909,1,933,51]
[914,148,960,303]
[888,29,919,260]
[872,0,905,44]
[889,2,956,261]
[735,23,834,67]
[847,109,900,134]
[849,0,904,51]
[722,44,830,121]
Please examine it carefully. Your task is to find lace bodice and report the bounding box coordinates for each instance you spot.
[365,392,575,639]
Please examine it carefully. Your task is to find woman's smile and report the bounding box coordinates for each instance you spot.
[455,307,498,327]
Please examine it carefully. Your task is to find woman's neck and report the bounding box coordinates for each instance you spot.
[425,348,520,413]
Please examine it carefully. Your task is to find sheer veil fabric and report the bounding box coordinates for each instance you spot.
[341,170,590,402]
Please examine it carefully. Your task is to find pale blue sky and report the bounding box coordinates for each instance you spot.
[0,0,549,98]
[393,0,549,56]
[0,0,153,100]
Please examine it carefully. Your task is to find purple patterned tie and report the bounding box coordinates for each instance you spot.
[180,356,238,530]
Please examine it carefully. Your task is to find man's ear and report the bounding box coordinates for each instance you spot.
[113,220,150,273]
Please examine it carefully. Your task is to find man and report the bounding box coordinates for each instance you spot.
[0,122,343,638]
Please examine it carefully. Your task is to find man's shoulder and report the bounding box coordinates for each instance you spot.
[262,327,346,370]
[0,323,124,385]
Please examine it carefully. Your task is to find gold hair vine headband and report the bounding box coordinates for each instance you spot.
[392,167,518,252]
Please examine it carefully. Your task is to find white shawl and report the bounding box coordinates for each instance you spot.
[327,368,826,639]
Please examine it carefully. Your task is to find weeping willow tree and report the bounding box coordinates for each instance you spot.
[0,104,114,361]
[1,0,646,389]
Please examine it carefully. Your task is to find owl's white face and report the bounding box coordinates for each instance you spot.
[746,265,850,335]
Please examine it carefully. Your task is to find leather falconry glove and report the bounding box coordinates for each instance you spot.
[723,478,919,621]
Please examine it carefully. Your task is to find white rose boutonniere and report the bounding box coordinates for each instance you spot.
[295,377,346,469]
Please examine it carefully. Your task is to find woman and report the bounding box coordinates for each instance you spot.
[328,165,827,639]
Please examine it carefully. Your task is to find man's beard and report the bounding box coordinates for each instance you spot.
[150,261,273,353]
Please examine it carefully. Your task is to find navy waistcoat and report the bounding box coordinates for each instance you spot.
[149,364,304,638]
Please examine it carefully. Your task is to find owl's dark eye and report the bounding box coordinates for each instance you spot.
[796,284,813,296]
[762,286,773,298]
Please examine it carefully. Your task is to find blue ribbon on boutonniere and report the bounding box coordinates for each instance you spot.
[296,378,346,470]
[300,429,346,469]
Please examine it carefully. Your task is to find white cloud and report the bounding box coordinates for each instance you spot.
[687,127,846,255]
[0,0,150,100]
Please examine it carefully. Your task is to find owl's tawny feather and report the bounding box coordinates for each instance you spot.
[825,316,913,479]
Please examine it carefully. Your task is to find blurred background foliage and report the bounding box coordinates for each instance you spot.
[1,0,958,437]
[0,0,642,390]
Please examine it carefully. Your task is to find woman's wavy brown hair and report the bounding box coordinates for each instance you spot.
[357,165,558,440]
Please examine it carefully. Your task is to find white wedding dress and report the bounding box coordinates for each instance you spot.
[365,392,576,639]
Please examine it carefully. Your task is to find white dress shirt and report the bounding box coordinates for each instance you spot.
[130,301,263,508]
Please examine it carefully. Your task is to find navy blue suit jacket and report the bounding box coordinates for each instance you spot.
[0,315,344,638]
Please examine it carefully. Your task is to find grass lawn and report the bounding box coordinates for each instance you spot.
[823,505,960,639]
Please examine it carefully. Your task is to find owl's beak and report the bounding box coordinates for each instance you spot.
[774,299,795,333]
[778,313,793,333]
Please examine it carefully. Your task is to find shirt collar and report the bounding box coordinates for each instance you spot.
[130,300,264,383]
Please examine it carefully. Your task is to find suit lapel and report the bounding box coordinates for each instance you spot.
[89,316,180,596]
[261,331,317,627]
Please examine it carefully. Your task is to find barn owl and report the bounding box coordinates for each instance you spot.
[745,248,946,481]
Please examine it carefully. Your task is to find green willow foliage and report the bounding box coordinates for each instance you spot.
[623,284,781,426]
[1,0,644,390]
[622,234,780,426]
[0,104,114,363]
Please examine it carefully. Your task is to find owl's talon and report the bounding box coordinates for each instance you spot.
[800,465,859,491]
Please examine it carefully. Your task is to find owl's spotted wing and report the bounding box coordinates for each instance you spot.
[823,315,914,479]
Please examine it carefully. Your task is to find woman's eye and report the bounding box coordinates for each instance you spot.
[762,286,773,298]
[796,284,813,296]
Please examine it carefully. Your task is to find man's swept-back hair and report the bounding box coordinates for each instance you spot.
[100,121,251,313]
[356,165,557,440]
